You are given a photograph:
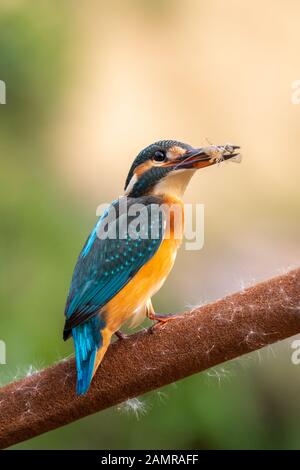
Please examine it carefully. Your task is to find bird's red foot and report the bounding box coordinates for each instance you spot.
[114,330,129,340]
[148,313,185,333]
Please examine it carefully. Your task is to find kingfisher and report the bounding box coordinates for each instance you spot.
[63,140,240,395]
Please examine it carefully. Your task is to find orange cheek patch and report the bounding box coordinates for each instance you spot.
[135,161,153,176]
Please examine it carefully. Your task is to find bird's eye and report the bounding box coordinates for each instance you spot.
[153,150,166,162]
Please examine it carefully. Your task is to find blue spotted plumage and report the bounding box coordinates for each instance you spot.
[64,196,164,394]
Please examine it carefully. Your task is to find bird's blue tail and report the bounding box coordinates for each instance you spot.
[72,316,104,395]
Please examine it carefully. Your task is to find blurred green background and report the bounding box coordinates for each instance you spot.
[1,0,300,449]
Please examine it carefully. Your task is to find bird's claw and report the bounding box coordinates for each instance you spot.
[147,313,185,334]
[114,330,129,340]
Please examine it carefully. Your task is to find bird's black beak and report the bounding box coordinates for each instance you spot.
[173,144,241,170]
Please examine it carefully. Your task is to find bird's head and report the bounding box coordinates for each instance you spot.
[124,140,240,199]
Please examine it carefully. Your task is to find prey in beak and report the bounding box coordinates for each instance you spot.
[172,144,241,170]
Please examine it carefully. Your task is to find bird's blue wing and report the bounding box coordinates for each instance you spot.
[64,196,164,394]
[63,196,165,338]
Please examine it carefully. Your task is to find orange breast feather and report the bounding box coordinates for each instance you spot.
[104,197,184,332]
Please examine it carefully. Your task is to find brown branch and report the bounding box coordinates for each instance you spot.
[1,268,300,448]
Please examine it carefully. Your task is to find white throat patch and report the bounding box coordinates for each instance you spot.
[151,169,195,198]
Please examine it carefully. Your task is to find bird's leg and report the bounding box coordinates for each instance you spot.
[146,300,185,332]
[114,330,129,340]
